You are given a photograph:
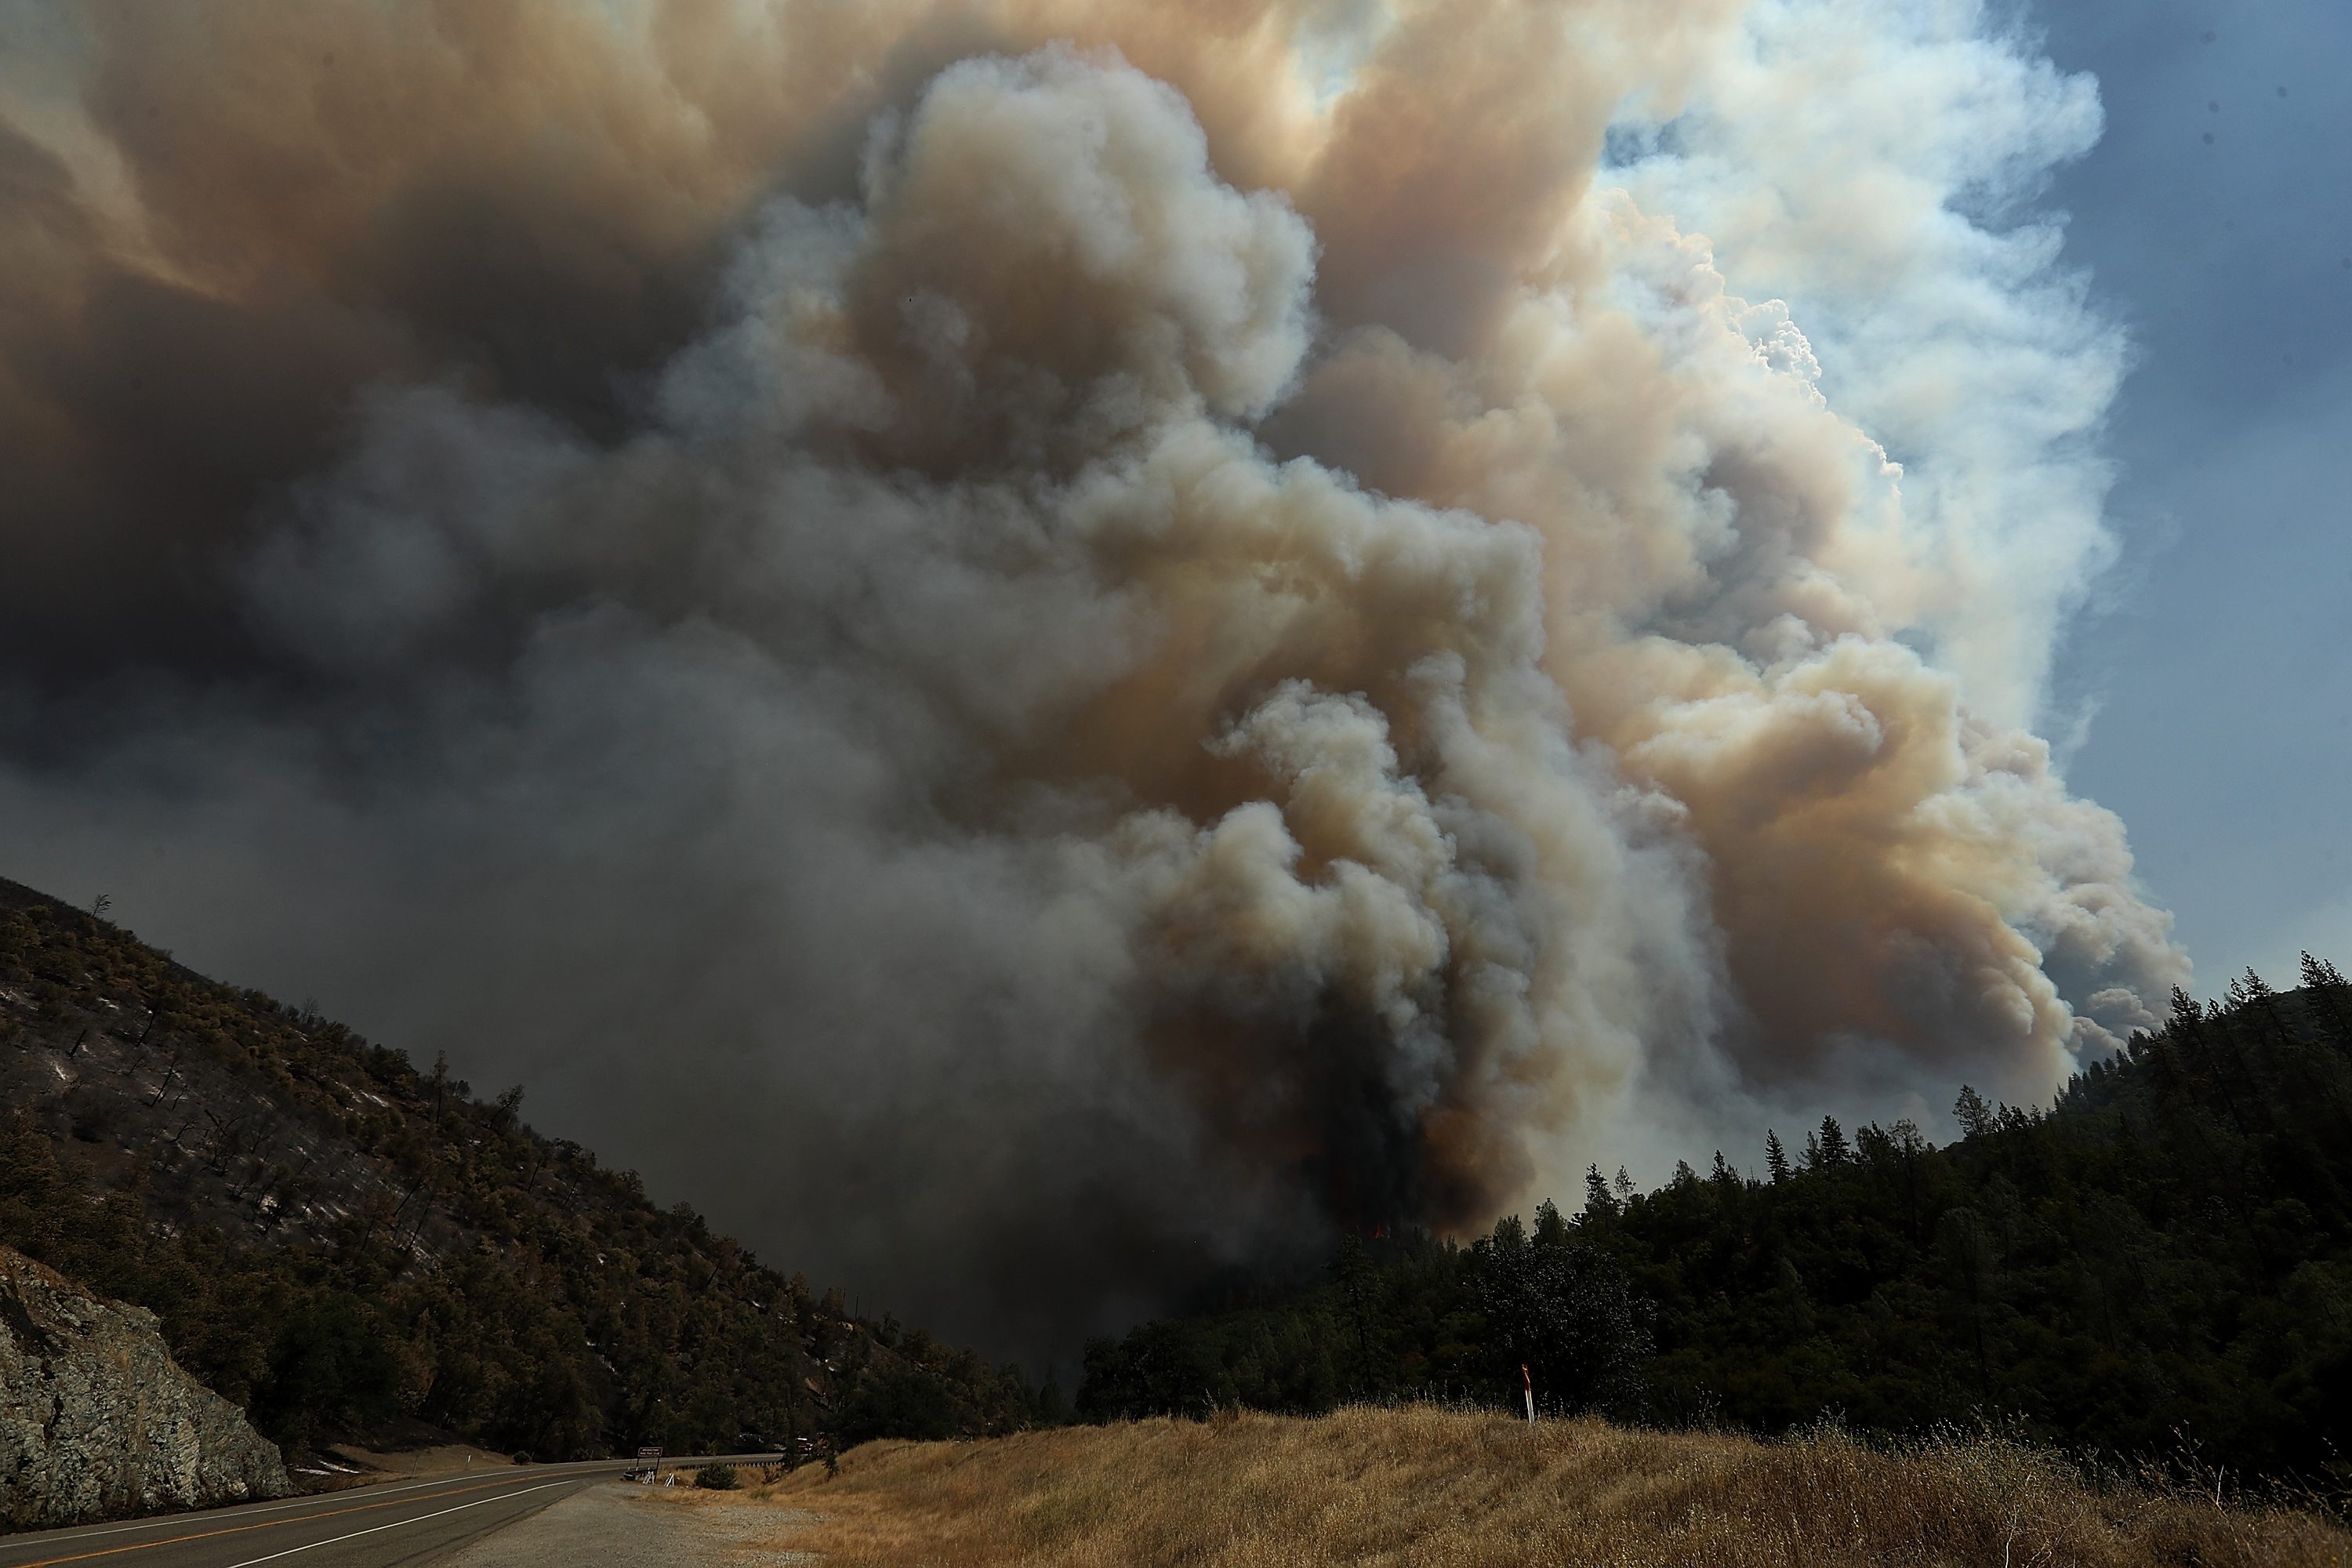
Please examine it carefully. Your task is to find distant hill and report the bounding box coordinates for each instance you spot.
[1078,963,2352,1486]
[0,877,1056,1462]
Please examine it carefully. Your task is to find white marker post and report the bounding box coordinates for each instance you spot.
[1522,1363,1535,1426]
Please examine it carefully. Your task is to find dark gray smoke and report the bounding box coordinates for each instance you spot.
[0,2,2185,1357]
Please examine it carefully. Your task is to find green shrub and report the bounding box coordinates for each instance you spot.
[693,1462,739,1490]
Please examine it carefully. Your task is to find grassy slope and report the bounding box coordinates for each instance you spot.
[746,1408,2350,1568]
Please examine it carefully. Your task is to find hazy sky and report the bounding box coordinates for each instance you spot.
[2032,0,2352,992]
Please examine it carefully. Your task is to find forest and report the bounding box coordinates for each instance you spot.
[1078,961,2352,1486]
[11,872,2352,1486]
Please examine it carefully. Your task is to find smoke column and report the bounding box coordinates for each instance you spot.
[0,0,2185,1352]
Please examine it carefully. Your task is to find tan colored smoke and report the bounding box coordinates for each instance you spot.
[0,0,2183,1331]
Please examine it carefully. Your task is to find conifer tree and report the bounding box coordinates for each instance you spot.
[1764,1130,1789,1184]
[2200,996,2261,1135]
[1331,1234,1376,1398]
[1583,1163,1617,1221]
[1815,1116,1852,1166]
[1953,1086,1994,1139]
[2302,952,2352,1046]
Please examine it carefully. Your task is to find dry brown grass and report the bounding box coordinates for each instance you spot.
[728,1406,2349,1567]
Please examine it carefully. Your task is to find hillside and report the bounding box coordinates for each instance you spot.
[731,1406,2347,1566]
[1080,967,2352,1486]
[0,877,1051,1462]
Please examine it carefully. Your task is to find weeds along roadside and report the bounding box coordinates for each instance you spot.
[742,1405,2350,1568]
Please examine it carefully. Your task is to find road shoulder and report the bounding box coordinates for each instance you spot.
[435,1479,818,1566]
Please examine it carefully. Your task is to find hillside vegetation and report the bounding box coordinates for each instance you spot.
[1080,966,2352,1486]
[0,877,1050,1461]
[753,1406,2349,1567]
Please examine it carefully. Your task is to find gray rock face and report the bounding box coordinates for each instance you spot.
[1,1245,290,1530]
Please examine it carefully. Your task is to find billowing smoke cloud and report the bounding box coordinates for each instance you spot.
[0,0,2185,1354]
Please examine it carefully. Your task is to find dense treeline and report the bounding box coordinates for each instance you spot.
[1080,961,2352,1486]
[15,869,2352,1483]
[0,887,1051,1461]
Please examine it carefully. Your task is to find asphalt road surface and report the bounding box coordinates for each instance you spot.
[0,1457,777,1568]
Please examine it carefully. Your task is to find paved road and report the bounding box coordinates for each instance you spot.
[0,1457,776,1568]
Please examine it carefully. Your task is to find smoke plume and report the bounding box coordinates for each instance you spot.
[0,0,2185,1353]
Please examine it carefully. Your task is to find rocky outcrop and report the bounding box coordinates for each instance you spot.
[1,1246,289,1530]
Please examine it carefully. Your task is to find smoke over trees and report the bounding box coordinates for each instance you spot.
[0,1,2184,1355]
[1076,964,2352,1484]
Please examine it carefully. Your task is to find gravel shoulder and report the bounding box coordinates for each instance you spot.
[437,1479,821,1567]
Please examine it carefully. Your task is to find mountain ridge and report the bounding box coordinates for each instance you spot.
[0,874,1053,1464]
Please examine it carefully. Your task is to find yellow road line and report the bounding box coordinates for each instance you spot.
[16,1471,570,1546]
[222,1481,572,1568]
[7,1476,561,1568]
